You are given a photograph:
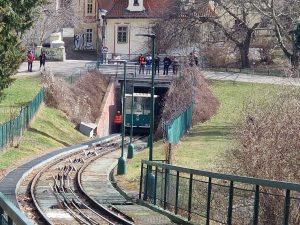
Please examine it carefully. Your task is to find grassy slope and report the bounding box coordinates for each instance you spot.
[121,81,277,190]
[0,77,41,123]
[0,77,88,172]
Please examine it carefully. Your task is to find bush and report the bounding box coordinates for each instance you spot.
[223,86,300,224]
[42,70,109,124]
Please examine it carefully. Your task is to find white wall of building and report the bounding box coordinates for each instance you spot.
[105,18,155,58]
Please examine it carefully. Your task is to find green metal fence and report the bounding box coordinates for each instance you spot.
[0,89,44,149]
[164,105,193,144]
[140,160,300,225]
[0,192,33,225]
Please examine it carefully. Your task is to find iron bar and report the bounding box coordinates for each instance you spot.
[175,171,180,215]
[283,189,291,225]
[188,173,193,221]
[227,181,234,225]
[206,177,212,225]
[253,185,260,225]
[139,163,144,199]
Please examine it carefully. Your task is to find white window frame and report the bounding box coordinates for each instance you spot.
[86,0,93,14]
[117,26,128,44]
[86,29,93,43]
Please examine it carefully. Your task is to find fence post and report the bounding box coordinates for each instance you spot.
[227,181,234,225]
[139,163,144,200]
[206,177,212,225]
[253,185,260,225]
[283,189,291,225]
[175,171,180,215]
[154,166,158,205]
[188,173,193,221]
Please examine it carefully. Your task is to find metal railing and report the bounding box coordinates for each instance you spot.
[0,192,33,225]
[0,89,44,149]
[140,160,300,225]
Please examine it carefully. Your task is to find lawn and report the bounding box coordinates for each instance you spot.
[0,77,41,123]
[118,80,279,190]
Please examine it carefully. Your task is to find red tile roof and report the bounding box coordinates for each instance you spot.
[99,0,216,19]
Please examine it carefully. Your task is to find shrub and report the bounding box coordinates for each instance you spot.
[42,70,109,124]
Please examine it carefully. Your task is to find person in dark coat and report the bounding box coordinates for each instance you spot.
[163,56,172,75]
[39,51,46,71]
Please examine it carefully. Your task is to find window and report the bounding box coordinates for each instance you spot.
[86,29,93,43]
[134,0,139,6]
[117,26,128,43]
[87,0,93,14]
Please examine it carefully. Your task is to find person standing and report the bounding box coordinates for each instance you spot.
[163,56,171,75]
[146,55,152,75]
[27,50,35,72]
[39,51,46,71]
[138,54,146,75]
[155,54,160,75]
[172,56,179,75]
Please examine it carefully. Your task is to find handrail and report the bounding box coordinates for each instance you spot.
[141,160,300,191]
[0,192,33,225]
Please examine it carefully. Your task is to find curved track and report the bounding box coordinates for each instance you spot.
[30,136,137,225]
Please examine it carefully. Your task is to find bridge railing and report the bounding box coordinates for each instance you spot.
[0,192,33,225]
[139,160,300,225]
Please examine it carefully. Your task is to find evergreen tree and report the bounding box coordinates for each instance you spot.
[0,0,43,95]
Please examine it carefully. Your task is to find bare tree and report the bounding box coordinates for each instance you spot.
[250,0,300,68]
[156,0,262,68]
[22,0,82,46]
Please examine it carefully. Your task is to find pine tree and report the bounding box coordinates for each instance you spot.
[0,0,44,95]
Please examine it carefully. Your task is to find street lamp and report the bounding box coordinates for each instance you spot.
[127,73,135,159]
[111,59,127,175]
[99,9,107,64]
[136,33,156,199]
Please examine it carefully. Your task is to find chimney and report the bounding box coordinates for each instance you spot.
[127,0,145,12]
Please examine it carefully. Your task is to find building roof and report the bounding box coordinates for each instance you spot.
[99,0,216,19]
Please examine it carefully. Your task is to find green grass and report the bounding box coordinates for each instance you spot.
[120,81,280,189]
[0,106,88,170]
[0,77,41,123]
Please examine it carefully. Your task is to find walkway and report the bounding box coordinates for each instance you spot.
[16,60,300,86]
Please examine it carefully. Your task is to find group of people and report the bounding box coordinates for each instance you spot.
[138,54,180,76]
[26,50,46,72]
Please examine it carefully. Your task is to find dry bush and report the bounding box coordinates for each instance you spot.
[223,87,300,224]
[202,42,237,67]
[42,70,109,124]
[156,67,219,138]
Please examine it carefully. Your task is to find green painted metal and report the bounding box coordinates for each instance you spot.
[227,181,234,225]
[130,73,134,143]
[187,174,193,221]
[283,189,291,225]
[141,160,300,224]
[141,160,300,191]
[0,89,44,149]
[206,177,212,225]
[127,143,134,159]
[0,192,34,225]
[253,185,260,225]
[165,105,193,144]
[175,171,180,215]
[117,156,126,175]
[139,163,144,200]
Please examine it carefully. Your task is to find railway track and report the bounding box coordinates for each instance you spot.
[29,136,140,225]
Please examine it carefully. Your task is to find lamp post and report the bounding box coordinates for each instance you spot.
[127,73,135,159]
[99,9,107,64]
[111,60,127,175]
[136,33,156,199]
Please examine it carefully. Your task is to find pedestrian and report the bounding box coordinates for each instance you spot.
[113,111,123,133]
[188,52,194,67]
[138,54,146,75]
[194,51,199,66]
[155,54,160,75]
[146,55,152,75]
[163,55,172,75]
[27,50,35,72]
[172,56,179,75]
[39,51,46,71]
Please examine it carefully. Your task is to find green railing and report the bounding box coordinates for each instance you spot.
[164,105,193,144]
[0,192,33,225]
[0,89,44,149]
[140,160,300,225]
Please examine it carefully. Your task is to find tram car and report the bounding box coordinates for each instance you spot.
[124,93,158,129]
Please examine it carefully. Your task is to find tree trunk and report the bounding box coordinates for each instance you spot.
[239,45,250,68]
[291,48,299,68]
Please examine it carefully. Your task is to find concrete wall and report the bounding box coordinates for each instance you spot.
[96,80,118,137]
[36,46,66,61]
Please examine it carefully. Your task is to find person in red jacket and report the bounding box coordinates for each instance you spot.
[138,54,146,75]
[114,111,123,132]
[27,50,35,72]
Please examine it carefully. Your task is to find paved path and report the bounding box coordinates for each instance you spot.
[16,60,300,86]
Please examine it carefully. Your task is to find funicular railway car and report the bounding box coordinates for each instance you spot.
[124,93,158,129]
